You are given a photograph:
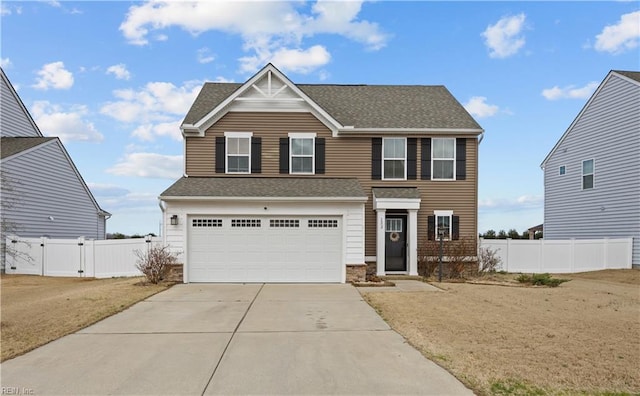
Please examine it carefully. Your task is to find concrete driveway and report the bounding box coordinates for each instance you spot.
[1,284,471,395]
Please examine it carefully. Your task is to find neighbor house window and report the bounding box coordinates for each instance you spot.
[582,159,594,189]
[290,133,315,174]
[434,210,453,240]
[225,132,252,173]
[432,138,455,180]
[383,138,406,179]
[559,165,566,175]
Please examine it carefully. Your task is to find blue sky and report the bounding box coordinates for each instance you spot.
[2,1,639,236]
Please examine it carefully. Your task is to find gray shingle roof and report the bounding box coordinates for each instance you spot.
[182,83,481,130]
[1,137,56,159]
[161,177,367,199]
[372,187,421,199]
[614,70,640,83]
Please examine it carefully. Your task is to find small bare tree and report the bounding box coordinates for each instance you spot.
[478,246,502,273]
[135,245,179,284]
[1,170,31,268]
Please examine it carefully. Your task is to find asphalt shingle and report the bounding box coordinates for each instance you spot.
[372,187,421,199]
[182,83,481,131]
[160,177,367,199]
[1,137,56,159]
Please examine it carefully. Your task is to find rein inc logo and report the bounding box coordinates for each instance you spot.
[1,388,34,395]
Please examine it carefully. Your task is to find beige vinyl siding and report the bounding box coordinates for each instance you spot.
[186,112,479,257]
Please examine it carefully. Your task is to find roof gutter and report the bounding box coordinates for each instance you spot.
[337,127,484,135]
[159,196,369,203]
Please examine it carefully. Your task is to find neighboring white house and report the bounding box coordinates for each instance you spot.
[541,70,640,267]
[0,68,110,268]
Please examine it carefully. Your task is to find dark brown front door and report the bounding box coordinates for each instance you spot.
[385,214,407,271]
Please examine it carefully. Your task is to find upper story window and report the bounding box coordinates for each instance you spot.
[225,132,252,174]
[582,159,594,190]
[559,165,566,175]
[383,138,406,180]
[432,138,455,180]
[289,133,315,174]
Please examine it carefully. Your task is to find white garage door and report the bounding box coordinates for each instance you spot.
[188,216,342,283]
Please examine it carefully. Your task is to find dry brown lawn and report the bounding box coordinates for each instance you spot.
[0,275,169,362]
[364,269,640,395]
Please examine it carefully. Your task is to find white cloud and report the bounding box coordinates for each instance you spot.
[1,58,12,68]
[32,61,74,90]
[594,10,640,54]
[1,4,22,15]
[119,1,387,73]
[463,96,499,118]
[197,47,215,64]
[212,76,234,83]
[240,45,331,74]
[482,13,526,58]
[106,152,183,179]
[541,81,599,100]
[132,121,182,141]
[30,100,103,142]
[87,183,131,198]
[479,195,543,211]
[101,80,202,125]
[106,64,131,80]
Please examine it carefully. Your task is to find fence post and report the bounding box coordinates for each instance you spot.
[570,238,575,273]
[506,238,511,272]
[40,236,47,275]
[539,238,544,273]
[77,237,85,277]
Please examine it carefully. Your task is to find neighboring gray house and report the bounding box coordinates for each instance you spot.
[541,70,640,267]
[0,68,109,266]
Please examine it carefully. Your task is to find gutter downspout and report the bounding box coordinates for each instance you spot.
[158,199,166,239]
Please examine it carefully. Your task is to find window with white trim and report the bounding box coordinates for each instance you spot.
[559,165,566,176]
[290,133,315,174]
[432,138,455,180]
[383,138,406,179]
[386,218,402,232]
[582,159,594,189]
[434,210,453,240]
[225,132,252,173]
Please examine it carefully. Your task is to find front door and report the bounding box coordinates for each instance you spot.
[385,214,407,272]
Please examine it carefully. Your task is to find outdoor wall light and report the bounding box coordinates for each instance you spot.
[170,215,178,225]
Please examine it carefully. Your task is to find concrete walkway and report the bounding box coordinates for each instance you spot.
[0,284,471,395]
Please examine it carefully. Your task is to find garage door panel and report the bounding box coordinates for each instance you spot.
[188,216,342,283]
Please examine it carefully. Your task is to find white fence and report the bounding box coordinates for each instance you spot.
[5,236,162,278]
[479,237,633,273]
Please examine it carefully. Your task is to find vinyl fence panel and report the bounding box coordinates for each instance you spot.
[5,236,162,278]
[479,237,633,273]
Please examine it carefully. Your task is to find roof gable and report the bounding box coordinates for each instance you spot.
[0,68,43,138]
[181,63,343,136]
[181,63,483,137]
[541,69,640,168]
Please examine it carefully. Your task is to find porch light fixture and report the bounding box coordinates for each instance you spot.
[170,215,178,225]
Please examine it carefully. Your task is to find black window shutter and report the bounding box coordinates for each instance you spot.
[452,215,460,240]
[421,138,431,180]
[407,138,417,180]
[279,137,289,174]
[456,138,466,180]
[427,215,435,241]
[315,138,325,174]
[251,137,262,174]
[215,137,225,173]
[372,138,382,180]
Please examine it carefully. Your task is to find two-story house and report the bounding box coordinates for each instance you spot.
[541,70,640,268]
[0,68,110,268]
[159,64,483,283]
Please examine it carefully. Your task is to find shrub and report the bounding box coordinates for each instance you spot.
[478,246,502,273]
[417,236,477,279]
[516,273,569,287]
[135,245,179,284]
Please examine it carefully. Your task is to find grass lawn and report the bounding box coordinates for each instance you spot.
[0,275,170,362]
[363,269,639,395]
